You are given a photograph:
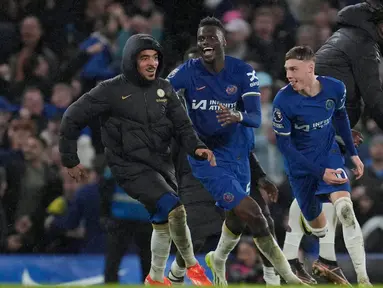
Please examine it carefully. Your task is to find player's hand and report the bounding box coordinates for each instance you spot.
[67,164,88,183]
[258,177,279,203]
[351,129,364,147]
[216,104,241,126]
[351,155,364,180]
[195,148,217,166]
[322,169,348,185]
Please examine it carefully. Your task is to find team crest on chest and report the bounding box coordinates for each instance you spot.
[157,89,165,97]
[325,99,335,110]
[226,85,238,95]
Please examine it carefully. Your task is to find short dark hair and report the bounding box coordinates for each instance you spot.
[10,118,37,135]
[285,46,315,61]
[22,86,43,98]
[198,16,225,32]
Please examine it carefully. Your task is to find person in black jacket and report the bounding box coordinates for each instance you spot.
[59,34,215,286]
[316,0,383,130]
[168,47,281,286]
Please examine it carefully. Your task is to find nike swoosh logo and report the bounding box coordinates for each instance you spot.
[21,268,128,286]
[122,95,132,100]
[196,86,206,91]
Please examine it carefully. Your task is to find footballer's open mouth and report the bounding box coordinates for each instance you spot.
[202,47,214,57]
[146,67,156,75]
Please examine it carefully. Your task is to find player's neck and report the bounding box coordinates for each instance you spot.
[300,77,321,97]
[202,58,224,74]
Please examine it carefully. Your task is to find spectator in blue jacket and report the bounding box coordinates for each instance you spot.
[45,136,105,254]
[79,12,120,84]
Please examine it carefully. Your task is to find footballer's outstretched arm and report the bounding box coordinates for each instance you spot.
[239,66,262,127]
[333,83,358,156]
[272,105,325,179]
[59,83,111,168]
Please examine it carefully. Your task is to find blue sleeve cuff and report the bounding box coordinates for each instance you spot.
[240,112,261,128]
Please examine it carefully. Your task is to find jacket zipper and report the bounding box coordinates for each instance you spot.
[143,92,149,124]
[143,91,155,149]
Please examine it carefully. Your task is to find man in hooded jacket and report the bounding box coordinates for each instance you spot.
[59,34,215,286]
[316,0,383,129]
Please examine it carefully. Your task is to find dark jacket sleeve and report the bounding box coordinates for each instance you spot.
[249,150,267,180]
[59,83,111,168]
[351,43,383,130]
[165,85,207,158]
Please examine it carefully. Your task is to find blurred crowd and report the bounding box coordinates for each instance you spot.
[0,0,383,284]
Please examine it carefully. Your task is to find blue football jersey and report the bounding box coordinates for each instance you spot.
[167,56,261,159]
[272,76,347,176]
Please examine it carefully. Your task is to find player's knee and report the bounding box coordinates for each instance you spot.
[150,192,181,224]
[152,222,169,232]
[235,204,269,237]
[251,213,270,237]
[168,204,187,224]
[310,223,328,238]
[334,197,355,227]
[225,214,246,236]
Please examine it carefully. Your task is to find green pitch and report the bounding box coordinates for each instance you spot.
[1,285,382,288]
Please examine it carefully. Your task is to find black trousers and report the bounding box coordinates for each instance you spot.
[104,219,152,283]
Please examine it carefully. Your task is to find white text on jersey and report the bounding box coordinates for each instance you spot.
[191,100,237,111]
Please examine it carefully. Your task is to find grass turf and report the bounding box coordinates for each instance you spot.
[0,285,381,288]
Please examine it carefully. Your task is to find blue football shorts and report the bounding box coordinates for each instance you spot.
[289,144,350,221]
[188,156,251,210]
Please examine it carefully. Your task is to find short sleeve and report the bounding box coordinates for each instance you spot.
[166,63,189,92]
